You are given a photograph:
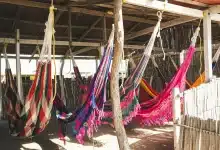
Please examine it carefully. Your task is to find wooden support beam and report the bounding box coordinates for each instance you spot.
[126,16,196,40]
[55,10,64,24]
[172,87,181,150]
[0,37,171,50]
[0,16,112,32]
[0,38,101,47]
[15,29,24,104]
[203,10,213,82]
[125,0,220,21]
[79,17,102,41]
[209,5,220,14]
[0,0,157,25]
[72,47,96,55]
[0,50,2,119]
[0,54,97,60]
[103,16,107,43]
[172,0,208,7]
[12,6,21,31]
[111,0,130,149]
[127,23,140,34]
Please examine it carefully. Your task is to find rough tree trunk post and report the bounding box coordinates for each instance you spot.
[111,0,130,150]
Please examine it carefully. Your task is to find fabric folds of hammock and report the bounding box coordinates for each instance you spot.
[4,6,55,137]
[138,27,200,125]
[103,12,163,125]
[53,25,115,144]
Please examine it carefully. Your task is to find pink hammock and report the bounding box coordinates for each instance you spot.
[137,45,196,125]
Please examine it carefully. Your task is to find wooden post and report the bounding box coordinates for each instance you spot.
[203,10,213,82]
[103,15,107,43]
[0,53,2,119]
[172,87,181,150]
[98,45,105,58]
[16,29,23,103]
[111,0,130,150]
[95,59,99,70]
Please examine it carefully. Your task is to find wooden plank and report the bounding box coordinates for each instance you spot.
[0,38,101,46]
[12,6,21,31]
[0,16,113,33]
[0,0,157,25]
[79,17,102,41]
[173,88,181,150]
[209,5,220,14]
[0,50,2,119]
[72,47,96,55]
[15,29,24,104]
[126,16,196,40]
[54,10,64,24]
[125,0,220,22]
[203,10,213,82]
[172,0,208,7]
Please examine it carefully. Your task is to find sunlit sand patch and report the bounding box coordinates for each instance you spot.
[21,142,42,150]
[50,134,140,150]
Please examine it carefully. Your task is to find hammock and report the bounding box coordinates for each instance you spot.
[129,57,161,101]
[191,46,220,87]
[4,6,55,137]
[53,25,115,144]
[103,12,163,125]
[137,27,200,125]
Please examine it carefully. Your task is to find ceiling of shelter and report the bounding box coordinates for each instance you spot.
[0,0,219,57]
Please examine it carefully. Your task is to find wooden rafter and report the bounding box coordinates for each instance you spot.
[125,0,220,21]
[0,16,112,32]
[11,6,21,31]
[72,47,95,55]
[55,10,64,24]
[125,16,196,40]
[0,0,157,25]
[171,0,208,7]
[127,23,141,34]
[79,17,102,41]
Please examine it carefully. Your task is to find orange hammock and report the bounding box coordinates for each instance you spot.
[140,73,203,99]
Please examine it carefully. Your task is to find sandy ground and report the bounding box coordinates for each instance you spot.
[0,119,174,150]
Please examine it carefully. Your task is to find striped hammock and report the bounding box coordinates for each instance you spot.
[53,25,115,144]
[4,6,55,137]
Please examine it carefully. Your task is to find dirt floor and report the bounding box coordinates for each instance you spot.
[0,118,174,150]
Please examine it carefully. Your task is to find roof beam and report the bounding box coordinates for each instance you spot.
[126,16,196,40]
[127,23,141,34]
[11,6,21,31]
[0,0,156,25]
[0,37,170,50]
[55,10,64,24]
[0,16,112,32]
[125,0,220,22]
[79,17,102,41]
[171,0,208,7]
[209,5,220,14]
[72,47,96,55]
[0,38,101,47]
